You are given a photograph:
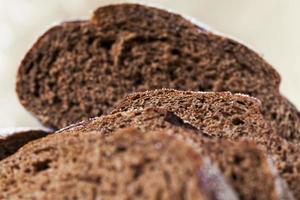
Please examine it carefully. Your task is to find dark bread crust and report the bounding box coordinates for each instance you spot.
[112,89,300,197]
[0,127,238,200]
[0,128,50,161]
[16,4,299,142]
[56,108,293,199]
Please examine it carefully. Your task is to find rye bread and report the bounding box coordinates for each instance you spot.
[0,127,239,200]
[16,4,300,143]
[58,108,294,199]
[0,128,50,161]
[112,89,300,197]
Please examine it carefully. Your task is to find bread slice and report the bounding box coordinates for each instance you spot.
[58,107,199,136]
[112,89,300,197]
[0,128,50,161]
[0,127,239,200]
[16,4,300,142]
[112,89,271,140]
[58,108,294,199]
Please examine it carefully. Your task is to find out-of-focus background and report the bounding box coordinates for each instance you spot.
[0,0,299,128]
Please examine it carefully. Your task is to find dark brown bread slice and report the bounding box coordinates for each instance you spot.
[112,89,300,197]
[0,127,239,200]
[0,128,50,161]
[16,4,300,143]
[59,108,294,199]
[112,89,270,140]
[58,107,199,136]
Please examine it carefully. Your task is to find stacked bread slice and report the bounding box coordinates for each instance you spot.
[0,109,294,199]
[0,128,50,161]
[1,3,299,199]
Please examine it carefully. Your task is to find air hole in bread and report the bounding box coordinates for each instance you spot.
[231,172,238,181]
[236,100,246,106]
[169,70,177,81]
[105,68,112,75]
[282,165,294,174]
[131,164,143,179]
[233,155,244,164]
[232,118,244,126]
[271,113,277,120]
[133,72,144,85]
[115,145,127,152]
[49,50,59,66]
[186,66,193,72]
[171,48,180,56]
[99,39,115,50]
[87,37,95,45]
[33,159,51,173]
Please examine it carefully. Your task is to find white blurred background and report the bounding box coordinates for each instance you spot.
[0,0,299,128]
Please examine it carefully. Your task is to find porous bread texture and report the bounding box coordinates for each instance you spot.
[16,4,300,143]
[112,89,300,197]
[0,128,50,161]
[57,107,293,199]
[0,127,239,200]
[112,89,268,141]
[58,107,200,136]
